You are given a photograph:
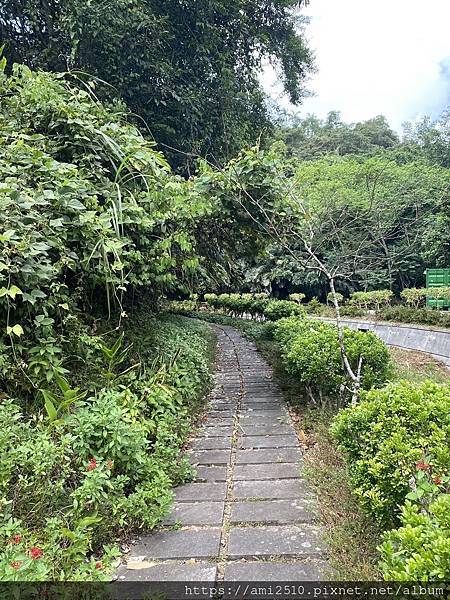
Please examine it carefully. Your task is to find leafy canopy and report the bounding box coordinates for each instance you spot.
[0,0,313,171]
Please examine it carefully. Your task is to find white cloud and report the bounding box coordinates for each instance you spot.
[262,0,450,131]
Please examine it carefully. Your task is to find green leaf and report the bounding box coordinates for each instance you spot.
[41,391,58,421]
[6,324,24,337]
[8,285,23,299]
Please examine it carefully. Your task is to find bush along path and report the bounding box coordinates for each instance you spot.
[117,324,330,582]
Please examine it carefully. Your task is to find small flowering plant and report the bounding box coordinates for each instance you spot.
[0,518,119,581]
[0,533,49,581]
[406,454,450,509]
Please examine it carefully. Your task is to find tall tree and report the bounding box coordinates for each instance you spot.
[402,110,450,168]
[0,0,313,171]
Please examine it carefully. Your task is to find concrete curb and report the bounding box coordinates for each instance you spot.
[316,317,450,367]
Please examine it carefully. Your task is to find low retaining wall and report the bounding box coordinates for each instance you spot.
[317,317,450,367]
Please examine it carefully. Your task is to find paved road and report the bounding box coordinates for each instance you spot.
[117,324,329,583]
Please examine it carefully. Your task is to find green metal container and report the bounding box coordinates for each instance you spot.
[426,268,450,309]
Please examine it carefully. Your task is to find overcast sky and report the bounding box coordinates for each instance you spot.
[262,0,450,132]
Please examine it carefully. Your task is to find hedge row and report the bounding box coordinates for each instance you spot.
[203,293,305,321]
[349,288,450,310]
[271,316,391,407]
[332,380,450,579]
[176,292,450,330]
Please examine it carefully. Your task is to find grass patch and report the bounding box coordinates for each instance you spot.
[388,347,449,385]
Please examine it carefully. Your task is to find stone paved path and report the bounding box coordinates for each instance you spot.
[118,325,329,582]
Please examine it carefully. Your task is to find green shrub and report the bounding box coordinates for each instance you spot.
[379,306,450,328]
[167,299,199,315]
[350,290,393,310]
[340,305,366,317]
[326,291,344,304]
[400,287,427,309]
[305,297,321,314]
[201,292,269,318]
[331,381,450,528]
[288,293,306,304]
[263,299,305,321]
[380,494,450,580]
[274,317,390,405]
[0,312,215,580]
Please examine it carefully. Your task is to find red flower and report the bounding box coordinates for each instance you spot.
[7,534,21,545]
[87,458,97,472]
[30,547,43,559]
[416,460,430,472]
[95,561,103,570]
[433,476,442,485]
[10,561,22,570]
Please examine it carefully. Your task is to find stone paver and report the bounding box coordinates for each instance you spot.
[132,529,221,559]
[234,463,300,480]
[174,482,227,502]
[165,501,224,525]
[241,396,284,403]
[233,479,311,500]
[228,525,326,558]
[236,448,302,464]
[189,449,230,465]
[118,562,217,581]
[224,561,328,581]
[200,425,233,436]
[118,324,328,583]
[240,424,293,435]
[195,465,228,481]
[240,405,282,413]
[240,435,299,449]
[240,408,287,417]
[192,436,231,450]
[205,408,235,426]
[230,499,315,524]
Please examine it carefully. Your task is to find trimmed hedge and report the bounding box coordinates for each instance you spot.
[379,494,450,580]
[331,380,450,529]
[379,306,450,329]
[273,317,390,405]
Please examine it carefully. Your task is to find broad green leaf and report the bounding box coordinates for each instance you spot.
[6,324,24,337]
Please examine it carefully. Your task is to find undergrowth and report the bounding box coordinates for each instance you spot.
[0,309,216,581]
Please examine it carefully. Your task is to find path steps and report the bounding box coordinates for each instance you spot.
[117,325,329,583]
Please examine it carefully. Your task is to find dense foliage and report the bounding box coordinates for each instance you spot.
[275,112,399,160]
[273,317,390,406]
[276,108,450,170]
[0,311,215,580]
[380,494,450,580]
[0,63,222,579]
[378,306,450,329]
[0,0,313,171]
[0,64,232,399]
[331,381,450,529]
[284,156,448,292]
